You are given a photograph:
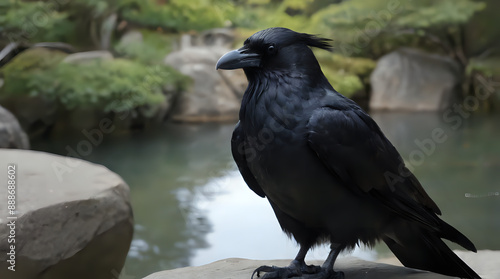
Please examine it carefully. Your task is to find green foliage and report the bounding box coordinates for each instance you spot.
[0,0,126,45]
[0,0,72,43]
[0,48,67,94]
[309,0,485,57]
[0,0,494,113]
[230,0,485,60]
[120,0,236,32]
[467,57,500,77]
[231,0,311,32]
[1,48,189,113]
[115,29,176,64]
[315,52,376,96]
[394,0,486,28]
[322,68,364,98]
[310,0,485,36]
[0,0,487,55]
[316,52,376,76]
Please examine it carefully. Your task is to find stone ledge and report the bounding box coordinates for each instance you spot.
[0,149,133,279]
[143,250,498,279]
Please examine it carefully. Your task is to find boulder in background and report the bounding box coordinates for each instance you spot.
[370,48,461,111]
[164,29,247,122]
[62,50,114,64]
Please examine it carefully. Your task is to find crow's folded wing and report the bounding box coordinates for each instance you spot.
[231,122,266,198]
[306,106,442,229]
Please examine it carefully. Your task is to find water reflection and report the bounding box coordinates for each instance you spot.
[189,113,500,266]
[371,112,500,255]
[190,170,377,266]
[32,123,236,278]
[30,113,499,278]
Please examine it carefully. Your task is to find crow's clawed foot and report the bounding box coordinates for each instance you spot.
[251,260,319,279]
[251,260,342,279]
[307,269,344,279]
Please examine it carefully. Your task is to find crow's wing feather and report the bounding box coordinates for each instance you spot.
[306,105,442,229]
[231,121,266,198]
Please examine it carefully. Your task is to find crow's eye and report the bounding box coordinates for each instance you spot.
[267,44,276,55]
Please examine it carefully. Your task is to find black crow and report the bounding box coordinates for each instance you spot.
[216,27,480,279]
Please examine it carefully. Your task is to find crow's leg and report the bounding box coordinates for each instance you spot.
[252,245,321,279]
[251,244,345,279]
[312,243,345,279]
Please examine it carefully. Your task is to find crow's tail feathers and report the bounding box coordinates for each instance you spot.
[383,221,481,279]
[438,219,477,253]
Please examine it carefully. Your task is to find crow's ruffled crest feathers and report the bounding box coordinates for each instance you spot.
[245,27,333,52]
[299,33,334,52]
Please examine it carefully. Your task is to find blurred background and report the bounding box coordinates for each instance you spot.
[0,0,499,278]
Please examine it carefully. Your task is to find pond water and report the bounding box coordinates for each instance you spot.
[31,111,500,279]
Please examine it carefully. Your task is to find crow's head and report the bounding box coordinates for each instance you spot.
[216,27,332,75]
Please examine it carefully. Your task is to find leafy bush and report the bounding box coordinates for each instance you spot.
[310,0,485,59]
[1,48,189,113]
[120,0,236,32]
[0,48,67,93]
[317,53,376,76]
[315,53,375,97]
[115,29,177,64]
[321,67,364,98]
[0,1,72,43]
[467,57,500,77]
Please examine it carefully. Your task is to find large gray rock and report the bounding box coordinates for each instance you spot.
[0,105,30,149]
[0,149,133,279]
[370,48,461,111]
[62,50,113,64]
[197,28,236,49]
[165,46,246,122]
[164,28,246,122]
[118,30,144,47]
[143,250,497,279]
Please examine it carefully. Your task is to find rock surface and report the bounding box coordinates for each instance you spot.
[119,30,144,47]
[370,48,461,111]
[0,149,133,279]
[0,105,30,149]
[62,50,114,64]
[143,250,497,279]
[197,28,236,49]
[165,29,246,122]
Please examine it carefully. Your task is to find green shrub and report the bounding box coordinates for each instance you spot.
[466,57,500,77]
[120,0,235,32]
[0,1,72,43]
[316,52,376,76]
[0,48,68,94]
[321,67,364,98]
[315,53,375,97]
[1,48,189,113]
[115,29,177,64]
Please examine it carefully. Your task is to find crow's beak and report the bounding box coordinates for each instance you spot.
[216,49,260,70]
